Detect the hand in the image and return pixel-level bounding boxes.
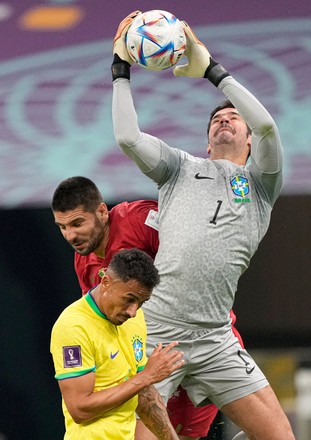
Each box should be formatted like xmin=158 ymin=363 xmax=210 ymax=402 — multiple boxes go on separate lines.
xmin=143 ymin=342 xmax=184 ymax=385
xmin=113 ymin=10 xmax=141 ymax=65
xmin=173 ymin=21 xmax=212 ymax=77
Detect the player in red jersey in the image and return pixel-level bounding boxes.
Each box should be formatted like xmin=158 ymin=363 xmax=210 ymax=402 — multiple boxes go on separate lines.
xmin=74 ymin=198 xmax=159 ymax=296
xmin=52 ymin=175 xmax=244 ymax=440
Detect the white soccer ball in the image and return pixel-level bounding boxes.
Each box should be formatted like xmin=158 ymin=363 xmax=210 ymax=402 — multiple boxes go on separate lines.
xmin=126 ymin=10 xmax=186 ymax=71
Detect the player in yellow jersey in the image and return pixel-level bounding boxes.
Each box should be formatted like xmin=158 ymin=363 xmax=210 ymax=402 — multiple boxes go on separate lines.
xmin=50 ymin=248 xmax=184 ymax=440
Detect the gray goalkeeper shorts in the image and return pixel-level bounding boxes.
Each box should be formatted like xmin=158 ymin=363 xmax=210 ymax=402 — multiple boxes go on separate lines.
xmin=145 ymin=319 xmax=269 ymax=409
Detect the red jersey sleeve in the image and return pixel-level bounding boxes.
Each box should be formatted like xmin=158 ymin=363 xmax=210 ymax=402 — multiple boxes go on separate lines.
xmin=125 ymin=200 xmax=159 ymax=259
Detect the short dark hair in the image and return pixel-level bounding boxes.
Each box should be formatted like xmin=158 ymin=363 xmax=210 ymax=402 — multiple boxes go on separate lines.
xmin=207 ymin=99 xmax=251 ymax=137
xmin=52 ymin=176 xmax=103 ymax=212
xmin=109 ymin=248 xmax=160 ymax=290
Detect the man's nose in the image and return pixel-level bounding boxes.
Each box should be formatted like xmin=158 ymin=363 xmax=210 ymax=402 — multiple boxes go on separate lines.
xmin=126 ymin=303 xmax=139 ymax=318
xmin=220 ymin=115 xmax=229 ymax=124
xmin=63 ymin=228 xmax=77 ymax=242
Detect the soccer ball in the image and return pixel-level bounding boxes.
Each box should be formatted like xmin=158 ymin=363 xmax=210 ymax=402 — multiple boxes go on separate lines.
xmin=126 ymin=10 xmax=186 ymax=71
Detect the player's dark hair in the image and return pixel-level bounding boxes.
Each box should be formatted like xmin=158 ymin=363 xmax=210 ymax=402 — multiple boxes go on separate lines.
xmin=109 ymin=249 xmax=160 ymax=290
xmin=207 ymin=100 xmax=251 ymax=137
xmin=52 ymin=176 xmax=103 ymax=212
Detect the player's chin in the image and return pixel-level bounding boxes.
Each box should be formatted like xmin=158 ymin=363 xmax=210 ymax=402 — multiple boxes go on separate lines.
xmin=114 ymin=315 xmax=130 ymax=325
xmin=73 ymin=244 xmax=89 ymax=255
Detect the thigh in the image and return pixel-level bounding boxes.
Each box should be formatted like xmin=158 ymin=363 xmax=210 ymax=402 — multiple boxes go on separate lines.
xmin=184 ymin=340 xmax=269 ymax=408
xmin=167 ymin=386 xmax=218 ymax=438
xmin=145 ymin=320 xmax=188 ymax=402
xmin=221 ymin=385 xmax=295 ymax=440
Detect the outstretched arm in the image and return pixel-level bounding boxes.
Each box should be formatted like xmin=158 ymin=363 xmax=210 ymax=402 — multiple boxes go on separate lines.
xmin=174 ymin=22 xmax=283 ymax=203
xmin=111 ymin=12 xmax=180 ymax=187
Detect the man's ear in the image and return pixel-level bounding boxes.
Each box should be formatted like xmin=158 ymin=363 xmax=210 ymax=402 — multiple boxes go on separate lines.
xmin=245 ymin=134 xmax=252 ymax=160
xmin=247 ymin=134 xmax=252 ymax=150
xmin=97 ymin=202 xmax=109 ymax=219
xmin=100 ymin=275 xmax=110 ymax=288
xmin=207 ymin=143 xmax=211 ymax=155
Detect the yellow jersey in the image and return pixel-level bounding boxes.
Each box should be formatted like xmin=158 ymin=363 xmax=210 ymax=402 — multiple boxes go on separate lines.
xmin=50 ymin=291 xmax=147 ymax=440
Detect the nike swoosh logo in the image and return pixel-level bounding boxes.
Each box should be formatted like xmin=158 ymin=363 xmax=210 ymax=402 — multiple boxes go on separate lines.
xmin=237 ymin=350 xmax=255 ymax=375
xmin=194 ymin=173 xmax=214 ymax=180
xmin=110 ymin=350 xmax=119 ymax=359
xmin=246 ymin=366 xmax=255 ymax=375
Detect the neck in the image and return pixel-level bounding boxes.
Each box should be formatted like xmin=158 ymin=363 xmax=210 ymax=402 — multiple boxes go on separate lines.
xmin=90 ymin=285 xmax=103 ymax=312
xmin=210 ymin=150 xmax=248 ymax=166
xmin=94 ymin=222 xmax=110 ymax=258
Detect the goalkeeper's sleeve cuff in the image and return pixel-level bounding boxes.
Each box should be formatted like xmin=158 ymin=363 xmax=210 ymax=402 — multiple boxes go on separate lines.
xmin=111 ymin=54 xmax=131 ymax=81
xmin=204 ymin=58 xmax=230 ymax=87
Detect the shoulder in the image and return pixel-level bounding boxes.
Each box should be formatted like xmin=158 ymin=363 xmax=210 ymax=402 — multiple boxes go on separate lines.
xmin=118 ymin=200 xmax=158 ymax=212
xmin=52 ymin=298 xmax=87 ymax=332
xmin=178 ymin=149 xmax=202 ymax=163
xmin=111 ymin=200 xmax=158 ymax=221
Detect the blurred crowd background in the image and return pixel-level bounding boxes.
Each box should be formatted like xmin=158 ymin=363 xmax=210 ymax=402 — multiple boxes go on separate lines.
xmin=0 ymin=1 xmax=310 ymax=439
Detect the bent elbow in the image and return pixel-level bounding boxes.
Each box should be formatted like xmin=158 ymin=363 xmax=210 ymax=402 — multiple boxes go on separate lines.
xmin=113 ymin=121 xmax=143 ymax=152
xmin=115 ymin=134 xmax=131 ymax=152
xmin=257 ymin=113 xmax=279 ymax=139
xmin=258 ymin=122 xmax=274 ymax=138
xmin=114 ymin=130 xmax=141 ymax=153
xmin=71 ymin=414 xmax=84 ymax=425
xmin=69 ymin=408 xmax=94 ymax=424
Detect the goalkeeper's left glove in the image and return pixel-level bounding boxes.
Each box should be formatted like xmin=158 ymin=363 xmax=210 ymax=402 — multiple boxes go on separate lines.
xmin=173 ymin=21 xmax=230 ymax=87
xmin=111 ymin=10 xmax=141 ymax=81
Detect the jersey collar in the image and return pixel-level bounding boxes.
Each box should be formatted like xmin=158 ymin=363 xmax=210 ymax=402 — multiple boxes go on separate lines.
xmin=85 ymin=289 xmax=109 ymax=320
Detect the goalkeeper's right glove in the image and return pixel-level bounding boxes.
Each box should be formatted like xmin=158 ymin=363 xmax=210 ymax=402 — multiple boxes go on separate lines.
xmin=173 ymin=21 xmax=230 ymax=87
xmin=111 ymin=10 xmax=141 ymax=81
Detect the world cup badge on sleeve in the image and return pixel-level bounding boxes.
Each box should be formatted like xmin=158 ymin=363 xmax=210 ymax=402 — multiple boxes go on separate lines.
xmin=63 ymin=345 xmax=82 ymax=368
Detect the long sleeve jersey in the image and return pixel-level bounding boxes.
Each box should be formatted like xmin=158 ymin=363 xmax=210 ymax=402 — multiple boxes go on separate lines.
xmin=112 ymin=76 xmax=283 ymax=328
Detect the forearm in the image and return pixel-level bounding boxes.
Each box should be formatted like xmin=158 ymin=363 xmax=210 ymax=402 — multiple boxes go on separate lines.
xmin=112 ymin=78 xmax=142 ymax=146
xmin=136 ymin=385 xmax=179 ymax=440
xmin=218 ymin=76 xmax=283 ymax=173
xmin=112 ymin=78 xmax=161 ymax=168
xmin=62 ymin=371 xmax=152 ymax=424
xmin=218 ymin=76 xmax=275 ymax=133
xmin=112 ymin=78 xmax=180 ymax=184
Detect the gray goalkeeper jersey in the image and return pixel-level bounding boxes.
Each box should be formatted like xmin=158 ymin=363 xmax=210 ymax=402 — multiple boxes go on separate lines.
xmin=112 ymin=76 xmax=283 ymax=328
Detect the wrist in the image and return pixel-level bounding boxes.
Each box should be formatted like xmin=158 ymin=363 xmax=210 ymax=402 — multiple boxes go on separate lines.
xmin=111 ymin=54 xmax=131 ymax=81
xmin=130 ymin=370 xmax=153 ymax=388
xmin=204 ymin=58 xmax=230 ymax=86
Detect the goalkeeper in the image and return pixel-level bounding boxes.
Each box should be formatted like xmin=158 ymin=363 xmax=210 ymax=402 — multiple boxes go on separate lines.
xmin=111 ymin=11 xmax=295 ymax=440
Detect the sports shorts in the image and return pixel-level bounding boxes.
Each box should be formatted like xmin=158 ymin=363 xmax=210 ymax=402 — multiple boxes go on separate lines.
xmin=145 ymin=319 xmax=269 ymax=410
xmin=164 ymin=320 xmax=244 ymax=438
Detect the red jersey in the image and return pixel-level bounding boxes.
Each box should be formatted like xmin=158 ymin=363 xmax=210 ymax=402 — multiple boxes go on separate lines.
xmin=75 ymin=200 xmax=159 ymax=295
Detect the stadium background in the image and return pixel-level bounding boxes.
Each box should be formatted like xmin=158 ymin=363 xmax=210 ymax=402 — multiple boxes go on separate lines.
xmin=0 ymin=1 xmax=310 ymax=439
